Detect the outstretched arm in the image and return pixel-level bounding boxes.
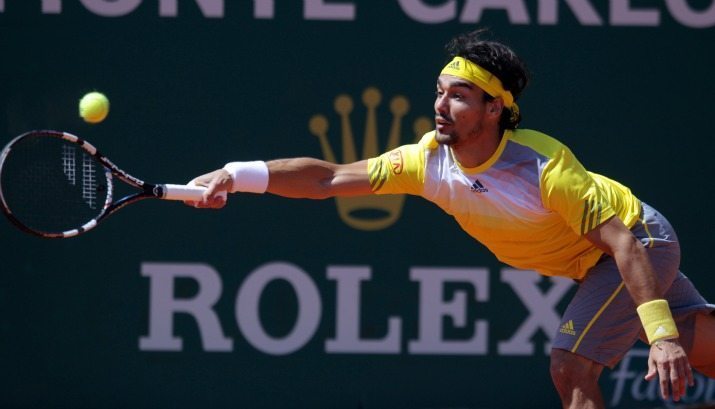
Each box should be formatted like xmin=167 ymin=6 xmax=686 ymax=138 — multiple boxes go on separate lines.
xmin=266 ymin=158 xmax=372 ymax=199
xmin=187 ymin=158 xmax=372 ymax=208
xmin=585 ymin=216 xmax=693 ymax=402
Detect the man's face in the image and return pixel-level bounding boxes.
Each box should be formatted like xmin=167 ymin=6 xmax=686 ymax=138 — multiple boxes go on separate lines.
xmin=434 ymin=75 xmax=489 ymax=146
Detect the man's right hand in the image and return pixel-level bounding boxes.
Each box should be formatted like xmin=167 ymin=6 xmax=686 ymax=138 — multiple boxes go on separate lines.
xmin=185 ymin=169 xmax=232 ymax=209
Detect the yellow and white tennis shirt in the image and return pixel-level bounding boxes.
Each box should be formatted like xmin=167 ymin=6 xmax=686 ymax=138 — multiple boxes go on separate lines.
xmin=367 ymin=129 xmax=642 ymax=279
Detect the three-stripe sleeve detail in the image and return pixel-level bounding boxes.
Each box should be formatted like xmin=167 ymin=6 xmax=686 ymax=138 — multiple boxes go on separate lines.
xmin=580 ymin=195 xmax=604 ymax=235
xmin=369 ymin=159 xmax=387 ymax=192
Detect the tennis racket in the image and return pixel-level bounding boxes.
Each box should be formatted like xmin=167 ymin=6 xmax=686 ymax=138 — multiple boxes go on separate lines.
xmin=0 ymin=130 xmax=210 ymax=238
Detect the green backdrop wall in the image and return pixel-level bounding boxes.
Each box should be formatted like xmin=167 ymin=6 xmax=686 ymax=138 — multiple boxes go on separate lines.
xmin=1 ymin=1 xmax=714 ymax=408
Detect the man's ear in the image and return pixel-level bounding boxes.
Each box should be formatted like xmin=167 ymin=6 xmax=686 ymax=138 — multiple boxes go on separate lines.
xmin=487 ymin=98 xmax=504 ymax=118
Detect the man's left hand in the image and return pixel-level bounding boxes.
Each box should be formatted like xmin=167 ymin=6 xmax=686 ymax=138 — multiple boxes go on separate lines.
xmin=644 ymin=338 xmax=694 ymax=402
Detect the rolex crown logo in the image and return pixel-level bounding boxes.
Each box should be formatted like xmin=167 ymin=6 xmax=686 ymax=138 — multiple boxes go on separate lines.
xmin=309 ymin=87 xmax=432 ymax=231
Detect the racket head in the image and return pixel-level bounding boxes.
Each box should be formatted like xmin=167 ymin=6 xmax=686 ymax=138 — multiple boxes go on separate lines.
xmin=0 ymin=130 xmax=113 ymax=238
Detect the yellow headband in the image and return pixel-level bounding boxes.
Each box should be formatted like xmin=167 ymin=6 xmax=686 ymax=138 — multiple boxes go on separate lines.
xmin=440 ymin=56 xmax=515 ymax=108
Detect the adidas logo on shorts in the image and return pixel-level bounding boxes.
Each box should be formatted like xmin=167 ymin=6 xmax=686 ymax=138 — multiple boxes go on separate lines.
xmin=559 ymin=320 xmax=577 ymax=336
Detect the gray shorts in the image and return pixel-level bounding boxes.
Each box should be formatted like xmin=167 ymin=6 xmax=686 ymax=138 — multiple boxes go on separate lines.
xmin=552 ymin=202 xmax=715 ymax=368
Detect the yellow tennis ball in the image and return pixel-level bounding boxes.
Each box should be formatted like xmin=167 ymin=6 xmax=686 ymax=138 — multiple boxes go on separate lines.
xmin=79 ymin=92 xmax=110 ymax=124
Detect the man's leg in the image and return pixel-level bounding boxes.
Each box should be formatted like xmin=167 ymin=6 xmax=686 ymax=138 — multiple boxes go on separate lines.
xmin=550 ymin=348 xmax=605 ymax=409
xmin=688 ymin=312 xmax=715 ymax=377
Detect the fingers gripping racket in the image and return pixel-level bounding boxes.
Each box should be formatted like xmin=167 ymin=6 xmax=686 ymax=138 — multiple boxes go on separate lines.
xmin=0 ymin=130 xmax=208 ymax=238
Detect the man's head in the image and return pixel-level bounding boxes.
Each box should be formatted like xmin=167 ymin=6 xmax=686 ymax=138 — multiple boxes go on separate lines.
xmin=434 ymin=30 xmax=529 ymax=146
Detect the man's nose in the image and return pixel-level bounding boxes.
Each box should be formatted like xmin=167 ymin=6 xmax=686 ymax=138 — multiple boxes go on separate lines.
xmin=434 ymin=95 xmax=447 ymax=113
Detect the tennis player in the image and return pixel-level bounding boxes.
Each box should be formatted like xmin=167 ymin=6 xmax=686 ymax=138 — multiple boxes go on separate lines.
xmin=189 ymin=30 xmax=715 ymax=409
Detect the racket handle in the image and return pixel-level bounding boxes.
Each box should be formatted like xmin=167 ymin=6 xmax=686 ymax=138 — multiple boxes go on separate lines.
xmin=162 ymin=184 xmax=206 ymax=201
xmin=161 ymin=184 xmax=228 ymax=201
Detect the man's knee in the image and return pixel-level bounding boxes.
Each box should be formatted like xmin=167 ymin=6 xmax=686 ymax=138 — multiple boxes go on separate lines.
xmin=689 ymin=312 xmax=715 ymax=378
xmin=550 ymin=349 xmax=603 ymax=391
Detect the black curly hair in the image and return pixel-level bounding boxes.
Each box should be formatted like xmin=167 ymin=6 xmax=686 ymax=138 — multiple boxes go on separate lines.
xmin=444 ymin=29 xmax=529 ymax=130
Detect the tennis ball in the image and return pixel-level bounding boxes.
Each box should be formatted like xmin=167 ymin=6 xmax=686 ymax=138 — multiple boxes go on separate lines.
xmin=79 ymin=92 xmax=110 ymax=124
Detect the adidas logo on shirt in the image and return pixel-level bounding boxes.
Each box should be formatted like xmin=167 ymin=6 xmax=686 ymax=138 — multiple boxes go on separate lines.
xmin=559 ymin=320 xmax=577 ymax=336
xmin=470 ymin=179 xmax=488 ymax=193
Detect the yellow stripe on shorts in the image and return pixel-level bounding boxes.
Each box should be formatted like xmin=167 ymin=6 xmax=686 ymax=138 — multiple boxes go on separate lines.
xmin=571 ymin=281 xmax=626 ymax=353
xmin=640 ymin=216 xmax=655 ymax=248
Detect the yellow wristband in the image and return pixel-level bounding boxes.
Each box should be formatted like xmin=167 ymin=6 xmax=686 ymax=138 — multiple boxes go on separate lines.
xmin=636 ymin=299 xmax=679 ymax=344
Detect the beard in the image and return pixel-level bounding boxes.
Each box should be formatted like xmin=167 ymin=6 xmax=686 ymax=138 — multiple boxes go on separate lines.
xmin=435 ymin=130 xmax=458 ymax=145
xmin=435 ymin=121 xmax=484 ymax=147
xmin=434 ymin=115 xmax=459 ymax=145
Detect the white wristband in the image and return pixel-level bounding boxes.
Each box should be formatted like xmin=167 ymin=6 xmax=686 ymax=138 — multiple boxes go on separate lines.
xmin=223 ymin=161 xmax=269 ymax=193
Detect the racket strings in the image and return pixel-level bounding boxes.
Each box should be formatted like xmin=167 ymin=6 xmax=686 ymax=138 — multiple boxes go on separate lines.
xmin=61 ymin=144 xmax=76 ymax=186
xmin=82 ymin=153 xmax=98 ymax=209
xmin=0 ymin=134 xmax=111 ymax=234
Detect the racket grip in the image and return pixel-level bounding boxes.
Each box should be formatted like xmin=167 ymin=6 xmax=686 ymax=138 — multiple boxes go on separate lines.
xmin=162 ymin=184 xmax=206 ymax=201
xmin=162 ymin=184 xmax=228 ymax=201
